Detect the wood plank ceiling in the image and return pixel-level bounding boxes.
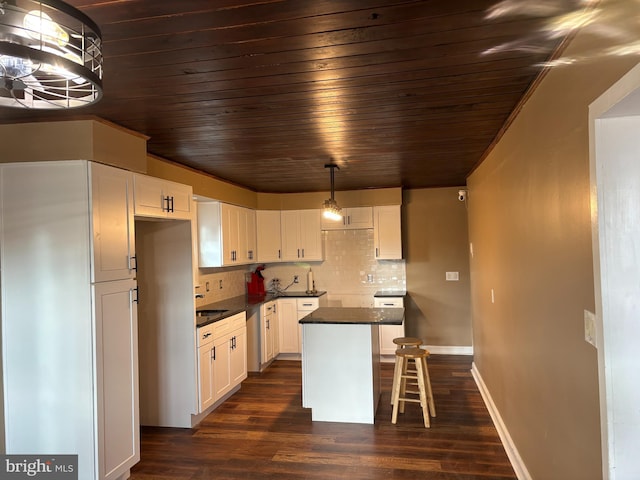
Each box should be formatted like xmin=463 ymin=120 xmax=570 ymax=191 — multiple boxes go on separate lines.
xmin=0 ymin=0 xmax=581 ymax=193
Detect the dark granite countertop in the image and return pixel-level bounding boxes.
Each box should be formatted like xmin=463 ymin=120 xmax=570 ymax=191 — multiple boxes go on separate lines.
xmin=374 ymin=290 xmax=407 ymax=297
xmin=196 ymin=291 xmax=327 ymax=328
xmin=298 ymin=307 xmax=404 ymax=325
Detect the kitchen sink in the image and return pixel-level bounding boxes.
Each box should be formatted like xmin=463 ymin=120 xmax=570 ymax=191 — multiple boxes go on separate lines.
xmin=196 ymin=309 xmax=228 ymax=317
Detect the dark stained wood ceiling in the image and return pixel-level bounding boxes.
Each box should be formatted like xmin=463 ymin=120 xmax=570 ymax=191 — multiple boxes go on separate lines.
xmin=0 ymin=0 xmax=581 ymax=193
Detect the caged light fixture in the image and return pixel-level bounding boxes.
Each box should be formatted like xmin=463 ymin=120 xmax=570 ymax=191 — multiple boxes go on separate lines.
xmin=0 ymin=0 xmax=103 ymax=108
xmin=322 ymin=163 xmax=342 ymax=221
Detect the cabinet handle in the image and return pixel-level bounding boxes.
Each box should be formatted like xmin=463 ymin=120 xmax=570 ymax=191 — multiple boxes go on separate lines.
xmin=375 ymin=247 xmax=379 ymax=258
xmin=266 ymin=319 xmax=270 ymax=330
xmin=129 ymin=255 xmax=137 ymax=272
xmin=163 ymin=195 xmax=171 ymax=212
xmin=131 ymin=287 xmax=139 ymax=304
xmin=347 ymin=215 xmax=351 ymax=225
xmin=302 ymin=303 xmax=312 ymax=307
xmin=248 ymin=250 xmax=253 ymax=260
xmin=212 ymin=346 xmax=216 ymax=360
xmin=203 ymin=332 xmax=211 ymax=339
xmin=297 ymin=248 xmax=300 ymax=258
xmin=301 ymin=248 xmax=305 ymax=258
xmin=168 ymin=196 xmax=174 ymax=213
xmin=278 ymin=249 xmax=281 ymax=259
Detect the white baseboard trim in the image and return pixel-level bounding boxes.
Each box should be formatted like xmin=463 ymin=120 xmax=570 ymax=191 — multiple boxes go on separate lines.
xmin=426 ymin=345 xmax=473 ymax=355
xmin=380 ymin=345 xmax=474 ymax=363
xmin=471 ymin=362 xmax=532 ymax=480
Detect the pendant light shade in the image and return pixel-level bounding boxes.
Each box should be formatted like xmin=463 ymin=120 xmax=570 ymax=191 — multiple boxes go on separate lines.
xmin=0 ymin=0 xmax=103 ymax=109
xmin=323 ymin=163 xmax=342 ymax=221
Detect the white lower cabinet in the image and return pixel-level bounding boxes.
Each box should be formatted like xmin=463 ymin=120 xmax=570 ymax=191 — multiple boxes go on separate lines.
xmin=375 ymin=297 xmax=406 ymax=355
xmin=277 ymin=299 xmax=299 ymax=353
xmin=261 ymin=301 xmax=279 ymax=364
xmin=197 ymin=312 xmax=247 ymax=413
xmin=277 ymin=297 xmax=327 ymax=355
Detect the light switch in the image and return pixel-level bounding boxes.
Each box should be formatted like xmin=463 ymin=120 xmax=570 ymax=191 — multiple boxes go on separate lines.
xmin=446 ymin=271 xmax=459 ymax=281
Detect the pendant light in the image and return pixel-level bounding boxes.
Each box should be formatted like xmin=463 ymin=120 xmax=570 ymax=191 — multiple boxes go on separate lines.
xmin=0 ymin=0 xmax=103 ymax=109
xmin=322 ymin=163 xmax=342 ymax=221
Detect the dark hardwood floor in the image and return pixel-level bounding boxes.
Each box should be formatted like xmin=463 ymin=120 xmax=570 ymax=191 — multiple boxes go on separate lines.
xmin=130 ymin=356 xmax=516 ymax=479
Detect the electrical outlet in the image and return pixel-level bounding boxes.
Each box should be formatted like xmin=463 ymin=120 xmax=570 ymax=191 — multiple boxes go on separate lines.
xmin=293 ymin=275 xmax=299 ymax=283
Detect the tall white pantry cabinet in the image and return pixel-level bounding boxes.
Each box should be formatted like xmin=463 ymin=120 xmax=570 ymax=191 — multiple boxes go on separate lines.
xmin=0 ymin=161 xmax=139 ymax=480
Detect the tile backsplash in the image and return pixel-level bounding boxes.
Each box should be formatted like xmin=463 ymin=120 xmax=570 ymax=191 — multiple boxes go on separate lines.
xmin=197 ymin=229 xmax=406 ymax=307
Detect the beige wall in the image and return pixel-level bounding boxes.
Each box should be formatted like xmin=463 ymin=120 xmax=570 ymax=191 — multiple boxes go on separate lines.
xmin=466 ymin=3 xmax=639 ymax=478
xmin=403 ymin=187 xmax=471 ymax=346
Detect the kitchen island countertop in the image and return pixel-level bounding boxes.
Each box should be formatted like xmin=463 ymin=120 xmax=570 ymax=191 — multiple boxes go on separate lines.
xmin=298 ymin=307 xmax=404 ymax=325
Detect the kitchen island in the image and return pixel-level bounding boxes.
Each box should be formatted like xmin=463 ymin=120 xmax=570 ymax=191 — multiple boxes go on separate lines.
xmin=299 ymin=307 xmax=404 ymax=424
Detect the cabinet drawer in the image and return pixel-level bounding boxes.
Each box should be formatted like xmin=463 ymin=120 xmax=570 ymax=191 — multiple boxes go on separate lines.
xmin=374 ymin=297 xmax=404 ymax=308
xmin=297 ymin=298 xmax=319 ymax=311
xmin=229 ymin=311 xmax=247 ymax=331
xmin=197 ymin=323 xmax=215 ymax=347
xmin=211 ymin=316 xmax=232 ymax=339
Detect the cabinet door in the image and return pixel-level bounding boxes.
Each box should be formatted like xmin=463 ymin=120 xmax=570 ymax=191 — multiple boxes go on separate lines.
xmin=221 ymin=203 xmax=239 ymax=265
xmin=133 ymin=174 xmax=167 ymax=218
xmin=321 ymin=207 xmax=373 ymax=230
xmin=212 ymin=334 xmax=232 ymax=401
xmin=256 ymin=210 xmax=282 ymax=262
xmin=277 ymin=299 xmax=299 ymax=353
xmin=91 ymin=163 xmax=135 ymax=283
xmin=299 ymin=210 xmax=323 ymax=261
xmin=263 ymin=312 xmax=274 ymax=363
xmin=379 ymin=324 xmax=406 ymax=355
xmin=345 ymin=207 xmax=373 ymax=229
xmin=245 ymin=208 xmax=257 ymax=263
xmin=198 ymin=345 xmax=215 ymax=412
xmin=230 ymin=327 xmax=248 ymax=386
xmin=93 ymin=279 xmax=140 ymax=480
xmin=374 ymin=205 xmax=402 ymax=260
xmin=280 ymin=210 xmax=301 ymax=261
xmin=166 ymin=181 xmax=193 ymax=220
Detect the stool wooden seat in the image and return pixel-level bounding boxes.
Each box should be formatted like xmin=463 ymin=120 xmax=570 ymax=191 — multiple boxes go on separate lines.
xmin=390 ymin=337 xmax=422 ymax=406
xmin=392 ymin=337 xmax=422 ymax=348
xmin=391 ymin=347 xmax=436 ymax=428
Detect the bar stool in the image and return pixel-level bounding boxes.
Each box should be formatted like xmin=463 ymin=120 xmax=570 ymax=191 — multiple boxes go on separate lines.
xmin=391 ymin=337 xmax=422 ymax=405
xmin=391 ymin=347 xmax=436 ymax=428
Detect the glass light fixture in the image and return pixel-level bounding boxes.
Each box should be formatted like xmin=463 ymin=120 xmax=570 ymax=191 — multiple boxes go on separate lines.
xmin=322 ymin=163 xmax=342 ymax=221
xmin=0 ymin=0 xmax=103 ymax=109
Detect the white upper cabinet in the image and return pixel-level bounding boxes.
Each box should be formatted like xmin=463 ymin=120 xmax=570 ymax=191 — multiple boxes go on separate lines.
xmin=281 ymin=209 xmax=323 ymax=262
xmin=198 ymin=202 xmax=257 ymax=267
xmin=321 ymin=206 xmax=373 ymax=230
xmin=373 ymin=205 xmax=402 ymax=260
xmin=132 ymin=173 xmax=192 ymax=220
xmin=90 ymin=162 xmax=136 ymax=283
xmin=256 ymin=210 xmax=282 ymax=263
